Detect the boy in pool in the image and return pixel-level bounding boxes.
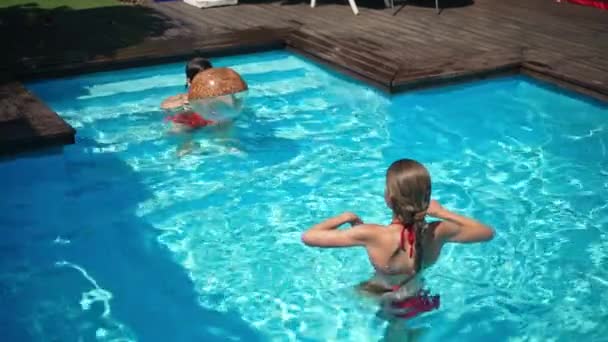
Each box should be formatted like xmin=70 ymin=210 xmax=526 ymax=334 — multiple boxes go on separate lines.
xmin=161 ymin=58 xmax=247 ymax=156
xmin=161 ymin=57 xmax=213 ymax=113
xmin=160 ymin=57 xmax=215 ymax=156
xmin=162 ymin=58 xmax=246 ymax=134
xmin=302 ymin=159 xmax=494 ymax=338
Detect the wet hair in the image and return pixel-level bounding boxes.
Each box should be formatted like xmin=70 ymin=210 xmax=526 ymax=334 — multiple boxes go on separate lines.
xmin=185 ymin=57 xmax=213 ymax=82
xmin=385 ymin=159 xmax=431 ymax=273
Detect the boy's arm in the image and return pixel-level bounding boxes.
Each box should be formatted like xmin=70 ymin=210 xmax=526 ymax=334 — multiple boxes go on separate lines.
xmin=161 ymin=93 xmax=188 ymax=110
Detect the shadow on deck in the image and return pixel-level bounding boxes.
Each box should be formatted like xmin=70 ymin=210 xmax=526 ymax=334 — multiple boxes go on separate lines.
xmin=0 ymin=3 xmax=177 ymax=78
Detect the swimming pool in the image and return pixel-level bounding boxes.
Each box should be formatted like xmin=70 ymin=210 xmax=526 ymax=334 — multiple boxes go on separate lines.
xmin=2 ymin=51 xmax=608 ymax=341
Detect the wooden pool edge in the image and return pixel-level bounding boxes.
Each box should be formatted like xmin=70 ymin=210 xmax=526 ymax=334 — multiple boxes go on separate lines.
xmin=1 ymin=27 xmax=606 ymax=156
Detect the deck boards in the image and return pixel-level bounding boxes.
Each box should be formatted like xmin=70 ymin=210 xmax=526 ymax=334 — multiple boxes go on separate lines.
xmin=0 ymin=0 xmax=606 ymax=154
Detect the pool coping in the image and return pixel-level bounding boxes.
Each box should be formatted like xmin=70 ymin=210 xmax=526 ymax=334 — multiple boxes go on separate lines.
xmin=1 ymin=27 xmax=606 ymax=156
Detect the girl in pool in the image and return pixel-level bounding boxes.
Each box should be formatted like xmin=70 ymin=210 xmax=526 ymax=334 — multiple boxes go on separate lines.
xmin=302 ymin=159 xmax=494 ymax=333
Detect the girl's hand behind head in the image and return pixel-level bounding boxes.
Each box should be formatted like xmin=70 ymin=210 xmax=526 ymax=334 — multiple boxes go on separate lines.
xmin=340 ymin=212 xmax=363 ymax=226
xmin=426 ymin=200 xmax=444 ymax=218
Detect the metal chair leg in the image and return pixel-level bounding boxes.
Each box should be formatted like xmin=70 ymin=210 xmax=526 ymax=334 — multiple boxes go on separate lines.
xmin=346 ymin=0 xmax=360 ymax=15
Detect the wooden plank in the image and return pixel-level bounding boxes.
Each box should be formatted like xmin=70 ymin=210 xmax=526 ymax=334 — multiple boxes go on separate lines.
xmin=0 ymin=82 xmax=75 ymax=155
xmin=286 ymin=31 xmax=398 ymax=87
xmin=0 ymin=84 xmax=21 ymax=124
xmin=288 ymin=30 xmax=398 ymax=75
xmin=393 ymin=50 xmax=523 ymax=91
xmin=522 ymin=60 xmax=608 ymax=99
xmin=522 ymin=69 xmax=608 ymax=103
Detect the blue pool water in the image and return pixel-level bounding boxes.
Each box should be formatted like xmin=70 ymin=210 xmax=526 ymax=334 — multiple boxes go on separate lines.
xmin=2 ymin=51 xmax=608 ymax=341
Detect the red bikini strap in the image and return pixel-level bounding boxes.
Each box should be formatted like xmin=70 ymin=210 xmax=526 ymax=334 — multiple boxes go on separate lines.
xmin=394 ymin=219 xmax=415 ymax=257
xmin=407 ymin=226 xmax=415 ymax=258
xmin=400 ymin=226 xmax=407 ymax=251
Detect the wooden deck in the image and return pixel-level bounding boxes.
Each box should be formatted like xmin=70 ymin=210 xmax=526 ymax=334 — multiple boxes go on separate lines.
xmin=0 ymin=0 xmax=606 ymax=154
xmin=146 ymin=0 xmax=608 ymax=97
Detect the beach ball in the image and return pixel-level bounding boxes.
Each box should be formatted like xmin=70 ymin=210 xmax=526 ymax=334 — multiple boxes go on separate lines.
xmin=187 ymin=67 xmax=248 ymax=122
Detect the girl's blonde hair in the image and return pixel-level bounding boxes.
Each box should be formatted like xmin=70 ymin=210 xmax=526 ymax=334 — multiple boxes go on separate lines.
xmin=385 ymin=159 xmax=431 ymax=272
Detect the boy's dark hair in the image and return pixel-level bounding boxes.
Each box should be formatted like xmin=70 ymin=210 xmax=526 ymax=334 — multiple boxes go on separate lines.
xmin=186 ymin=57 xmax=213 ymax=81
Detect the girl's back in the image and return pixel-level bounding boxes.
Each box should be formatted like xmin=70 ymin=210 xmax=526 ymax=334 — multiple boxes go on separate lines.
xmin=302 ymin=159 xmax=494 ymax=318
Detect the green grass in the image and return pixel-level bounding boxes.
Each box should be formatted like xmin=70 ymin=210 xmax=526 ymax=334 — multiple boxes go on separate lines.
xmin=0 ymin=0 xmax=124 ymax=10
